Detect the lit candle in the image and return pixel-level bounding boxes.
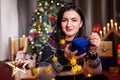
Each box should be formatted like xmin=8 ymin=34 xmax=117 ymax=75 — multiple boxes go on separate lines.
xmin=103 ymin=26 xmax=106 ymax=36
xmin=22 ymin=35 xmax=26 ymax=37
xmin=99 ymin=30 xmax=102 ymax=39
xmin=107 ymin=23 xmax=110 ymax=32
xmin=115 ymin=22 xmax=118 ymax=31
xmin=110 ymin=19 xmax=114 ymax=28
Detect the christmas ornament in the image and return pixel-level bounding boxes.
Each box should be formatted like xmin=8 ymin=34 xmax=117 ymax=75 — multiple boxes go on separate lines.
xmin=5 ymin=60 xmax=29 ymax=76
xmin=60 ymin=39 xmax=66 ymax=45
xmin=92 ymin=24 xmax=101 ymax=33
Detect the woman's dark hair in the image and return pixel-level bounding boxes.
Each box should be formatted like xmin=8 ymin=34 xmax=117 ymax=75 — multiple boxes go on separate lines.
xmin=51 ymin=3 xmax=86 ymax=53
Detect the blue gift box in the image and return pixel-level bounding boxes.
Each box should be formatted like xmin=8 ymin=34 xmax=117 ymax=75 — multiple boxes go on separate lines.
xmin=71 ymin=37 xmax=90 ymax=56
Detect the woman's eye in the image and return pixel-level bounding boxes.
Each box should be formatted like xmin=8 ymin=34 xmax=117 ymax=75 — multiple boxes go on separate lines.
xmin=62 ymin=19 xmax=67 ymax=22
xmin=72 ymin=19 xmax=77 ymax=22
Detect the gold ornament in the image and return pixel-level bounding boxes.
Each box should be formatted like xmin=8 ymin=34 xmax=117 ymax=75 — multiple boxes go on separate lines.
xmin=70 ymin=57 xmax=77 ymax=65
xmin=52 ymin=56 xmax=58 ymax=62
xmin=44 ymin=66 xmax=51 ymax=74
xmin=60 ymin=39 xmax=66 ymax=45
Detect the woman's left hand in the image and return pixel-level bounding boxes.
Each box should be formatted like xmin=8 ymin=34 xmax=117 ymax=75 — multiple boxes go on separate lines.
xmin=89 ymin=32 xmax=101 ymax=48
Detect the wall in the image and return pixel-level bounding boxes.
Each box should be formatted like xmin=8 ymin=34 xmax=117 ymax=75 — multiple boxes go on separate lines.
xmin=0 ymin=0 xmax=19 ymax=60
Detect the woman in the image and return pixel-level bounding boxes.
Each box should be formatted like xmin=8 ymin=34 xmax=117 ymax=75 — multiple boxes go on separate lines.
xmin=39 ymin=3 xmax=102 ymax=80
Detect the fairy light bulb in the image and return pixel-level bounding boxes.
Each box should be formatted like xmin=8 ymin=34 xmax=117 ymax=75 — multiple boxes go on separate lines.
xmin=52 ymin=56 xmax=58 ymax=62
xmin=60 ymin=39 xmax=66 ymax=45
xmin=70 ymin=57 xmax=77 ymax=65
xmin=44 ymin=66 xmax=51 ymax=74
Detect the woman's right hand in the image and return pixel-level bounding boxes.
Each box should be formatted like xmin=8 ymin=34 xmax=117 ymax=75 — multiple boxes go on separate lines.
xmin=64 ymin=44 xmax=87 ymax=60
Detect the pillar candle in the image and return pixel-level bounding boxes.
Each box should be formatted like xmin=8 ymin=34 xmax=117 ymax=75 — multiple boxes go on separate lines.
xmin=10 ymin=37 xmax=18 ymax=61
xmin=20 ymin=36 xmax=28 ymax=53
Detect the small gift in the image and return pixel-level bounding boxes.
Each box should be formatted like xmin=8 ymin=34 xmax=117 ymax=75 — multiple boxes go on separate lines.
xmin=71 ymin=37 xmax=90 ymax=56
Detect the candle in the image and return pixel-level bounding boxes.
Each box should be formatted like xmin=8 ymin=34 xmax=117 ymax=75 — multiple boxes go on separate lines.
xmin=103 ymin=26 xmax=106 ymax=36
xmin=10 ymin=37 xmax=18 ymax=61
xmin=107 ymin=23 xmax=110 ymax=32
xmin=115 ymin=22 xmax=118 ymax=31
xmin=99 ymin=30 xmax=102 ymax=39
xmin=110 ymin=19 xmax=114 ymax=28
xmin=20 ymin=37 xmax=28 ymax=53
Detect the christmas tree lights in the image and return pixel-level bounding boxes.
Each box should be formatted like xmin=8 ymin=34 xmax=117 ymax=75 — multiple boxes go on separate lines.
xmin=28 ymin=0 xmax=64 ymax=55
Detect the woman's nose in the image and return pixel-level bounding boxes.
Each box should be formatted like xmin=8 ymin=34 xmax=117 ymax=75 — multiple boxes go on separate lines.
xmin=67 ymin=20 xmax=72 ymax=27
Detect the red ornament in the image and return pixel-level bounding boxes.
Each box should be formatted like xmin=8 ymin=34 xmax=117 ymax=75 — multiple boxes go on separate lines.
xmin=92 ymin=24 xmax=101 ymax=33
xmin=117 ymin=44 xmax=120 ymax=49
xmin=33 ymin=32 xmax=39 ymax=38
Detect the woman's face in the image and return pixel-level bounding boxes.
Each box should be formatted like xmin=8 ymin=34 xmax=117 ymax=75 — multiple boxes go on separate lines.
xmin=61 ymin=10 xmax=83 ymax=40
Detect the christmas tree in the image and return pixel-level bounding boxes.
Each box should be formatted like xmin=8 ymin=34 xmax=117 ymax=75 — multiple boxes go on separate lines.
xmin=28 ymin=0 xmax=64 ymax=55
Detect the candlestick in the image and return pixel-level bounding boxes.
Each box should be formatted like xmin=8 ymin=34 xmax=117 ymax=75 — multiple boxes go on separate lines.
xmin=115 ymin=22 xmax=118 ymax=31
xmin=107 ymin=23 xmax=110 ymax=32
xmin=110 ymin=19 xmax=114 ymax=28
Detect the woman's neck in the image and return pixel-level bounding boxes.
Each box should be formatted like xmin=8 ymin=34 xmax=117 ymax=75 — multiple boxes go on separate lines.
xmin=65 ymin=36 xmax=75 ymax=41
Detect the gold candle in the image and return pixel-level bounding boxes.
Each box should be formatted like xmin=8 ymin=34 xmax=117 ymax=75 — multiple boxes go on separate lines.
xmin=10 ymin=37 xmax=18 ymax=61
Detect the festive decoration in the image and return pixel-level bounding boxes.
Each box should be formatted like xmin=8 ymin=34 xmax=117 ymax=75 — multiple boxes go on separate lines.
xmin=117 ymin=43 xmax=120 ymax=65
xmin=52 ymin=56 xmax=58 ymax=62
xmin=60 ymin=39 xmax=66 ymax=45
xmin=44 ymin=65 xmax=51 ymax=74
xmin=5 ymin=60 xmax=29 ymax=76
xmin=28 ymin=0 xmax=65 ymax=55
xmin=99 ymin=19 xmax=120 ymax=40
xmin=92 ymin=24 xmax=101 ymax=33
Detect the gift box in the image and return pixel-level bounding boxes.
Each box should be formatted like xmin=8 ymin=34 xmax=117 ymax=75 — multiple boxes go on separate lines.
xmin=71 ymin=37 xmax=90 ymax=56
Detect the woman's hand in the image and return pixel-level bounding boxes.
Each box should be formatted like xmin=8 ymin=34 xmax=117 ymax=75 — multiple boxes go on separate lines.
xmin=64 ymin=44 xmax=86 ymax=60
xmin=89 ymin=32 xmax=101 ymax=48
xmin=88 ymin=32 xmax=101 ymax=55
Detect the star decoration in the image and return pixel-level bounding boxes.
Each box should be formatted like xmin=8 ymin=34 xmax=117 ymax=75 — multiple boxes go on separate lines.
xmin=5 ymin=60 xmax=29 ymax=76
